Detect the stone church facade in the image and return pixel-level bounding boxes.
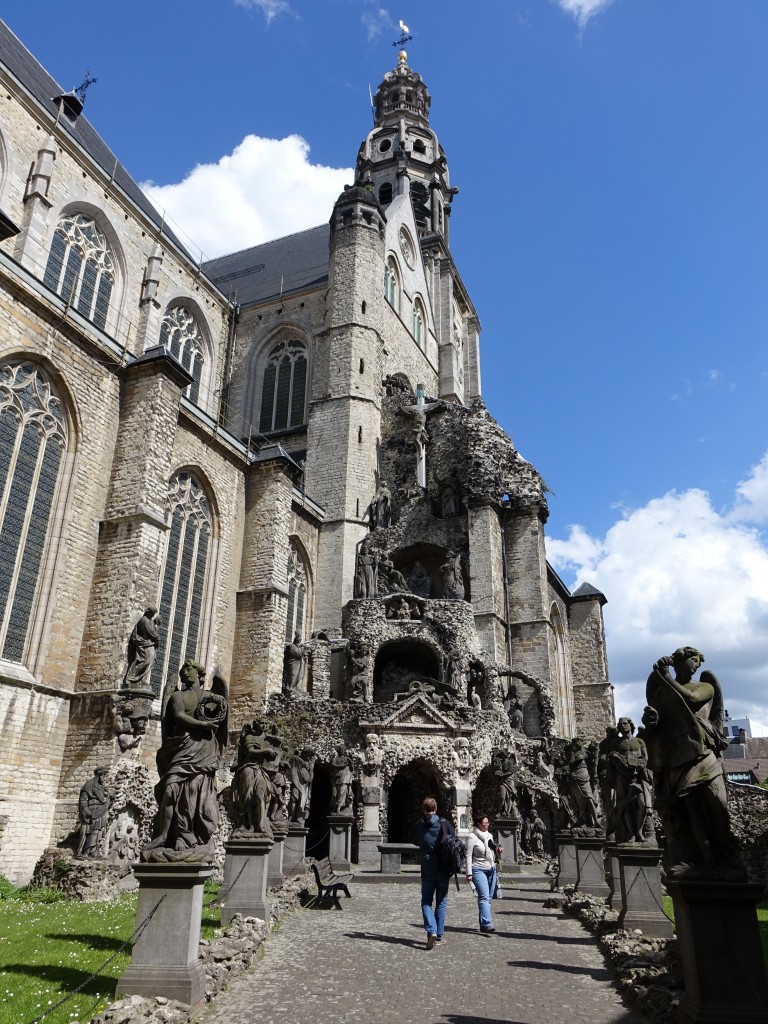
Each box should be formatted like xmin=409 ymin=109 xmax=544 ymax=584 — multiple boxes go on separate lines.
xmin=0 ymin=22 xmax=612 ymax=882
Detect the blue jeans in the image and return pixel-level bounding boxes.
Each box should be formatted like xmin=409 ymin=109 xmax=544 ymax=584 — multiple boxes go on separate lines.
xmin=420 ymin=868 xmax=449 ymax=938
xmin=472 ymin=866 xmax=496 ymax=929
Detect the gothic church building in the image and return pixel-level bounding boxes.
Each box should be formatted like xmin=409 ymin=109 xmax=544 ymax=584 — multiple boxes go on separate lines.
xmin=0 ymin=21 xmax=612 ymax=882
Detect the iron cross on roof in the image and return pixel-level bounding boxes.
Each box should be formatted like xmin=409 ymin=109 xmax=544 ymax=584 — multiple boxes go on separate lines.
xmin=392 ymin=20 xmax=413 ymax=48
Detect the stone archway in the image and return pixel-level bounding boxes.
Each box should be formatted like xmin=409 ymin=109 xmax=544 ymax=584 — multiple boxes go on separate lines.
xmin=373 ymin=639 xmax=441 ymax=703
xmin=386 ymin=758 xmax=447 ymax=850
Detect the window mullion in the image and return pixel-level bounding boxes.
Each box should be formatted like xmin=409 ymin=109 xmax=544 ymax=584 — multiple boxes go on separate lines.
xmin=0 ymin=419 xmax=24 ymax=536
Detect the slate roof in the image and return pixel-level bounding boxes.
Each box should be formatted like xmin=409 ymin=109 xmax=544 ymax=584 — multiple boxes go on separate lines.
xmin=203 ymin=224 xmax=330 ymax=307
xmin=0 ymin=20 xmax=187 ymax=256
xmin=571 ymin=582 xmax=607 ymax=603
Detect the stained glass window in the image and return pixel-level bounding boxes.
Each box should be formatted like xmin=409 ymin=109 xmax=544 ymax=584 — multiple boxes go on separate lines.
xmin=43 ymin=214 xmax=114 ymax=330
xmin=259 ymin=340 xmax=307 ymax=433
xmin=151 ymin=471 xmax=213 ymax=693
xmin=0 ymin=362 xmax=68 ymax=662
xmin=285 ymin=543 xmax=307 ymax=642
xmin=159 ymin=306 xmax=205 ymax=405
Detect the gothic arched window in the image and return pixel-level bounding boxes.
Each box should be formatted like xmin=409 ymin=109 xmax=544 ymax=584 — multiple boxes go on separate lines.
xmin=159 ymin=306 xmax=205 ymax=405
xmin=384 ymin=256 xmax=400 ymax=311
xmin=151 ymin=471 xmax=213 ymax=693
xmin=259 ymin=340 xmax=307 ymax=433
xmin=285 ymin=543 xmax=308 ymax=642
xmin=413 ymin=298 xmax=425 ymax=348
xmin=0 ymin=361 xmax=68 ymax=662
xmin=43 ymin=213 xmax=114 ymax=330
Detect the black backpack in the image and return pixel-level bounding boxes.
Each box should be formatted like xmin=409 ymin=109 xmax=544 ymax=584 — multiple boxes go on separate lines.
xmin=436 ymin=818 xmax=465 ymax=883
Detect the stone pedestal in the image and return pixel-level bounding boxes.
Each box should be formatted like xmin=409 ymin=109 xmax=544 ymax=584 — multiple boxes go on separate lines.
xmin=357 ymin=792 xmax=383 ymax=863
xmin=604 ymin=841 xmax=620 ymax=908
xmin=574 ymin=836 xmax=609 ymax=897
xmin=267 ymin=826 xmax=287 ymax=889
xmin=668 ymin=879 xmax=768 ymax=1024
xmin=116 ymin=862 xmax=212 ymax=1007
xmin=220 ymin=835 xmax=274 ymax=926
xmin=615 ymin=844 xmax=671 ymax=938
xmin=327 ymin=813 xmax=354 ymax=873
xmin=556 ymin=832 xmax=578 ymax=887
xmin=283 ymin=825 xmax=308 ymax=876
xmin=494 ymin=816 xmax=522 ymax=873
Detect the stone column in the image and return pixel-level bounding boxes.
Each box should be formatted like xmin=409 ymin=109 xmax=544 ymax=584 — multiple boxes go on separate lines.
xmin=266 ymin=825 xmax=288 ymax=889
xmin=668 ymin=880 xmax=768 ymax=1024
xmin=574 ymin=836 xmax=609 ymax=898
xmin=116 ymin=862 xmax=212 ymax=1007
xmin=555 ymin=832 xmax=578 ymax=887
xmin=494 ymin=816 xmax=522 ymax=874
xmin=327 ymin=813 xmax=354 ymax=872
xmin=220 ymin=835 xmax=274 ymax=925
xmin=615 ymin=845 xmax=671 ymax=938
xmin=358 ymin=787 xmax=383 ymax=864
xmin=283 ymin=825 xmax=308 ymax=877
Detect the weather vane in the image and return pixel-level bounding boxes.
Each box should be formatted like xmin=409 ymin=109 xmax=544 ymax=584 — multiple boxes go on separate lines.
xmin=74 ymin=69 xmax=98 ymax=106
xmin=392 ymin=20 xmax=412 ymax=49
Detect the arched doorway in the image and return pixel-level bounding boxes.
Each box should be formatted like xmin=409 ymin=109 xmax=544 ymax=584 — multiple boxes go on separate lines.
xmin=373 ymin=639 xmax=441 ymax=702
xmin=386 ymin=758 xmax=447 ymax=858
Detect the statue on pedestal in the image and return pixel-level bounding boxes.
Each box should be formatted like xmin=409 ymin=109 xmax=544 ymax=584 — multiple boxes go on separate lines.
xmin=142 ymin=660 xmax=228 ymax=861
xmin=76 ymin=767 xmax=111 ymax=859
xmin=440 ymin=550 xmax=465 ymax=600
xmin=122 ymin=607 xmax=160 ymax=689
xmin=283 ymin=634 xmax=307 ymax=693
xmin=494 ymin=748 xmax=519 ymax=818
xmin=230 ymin=719 xmax=279 ymax=837
xmin=566 ymin=738 xmax=601 ymax=831
xmin=609 ymin=717 xmax=654 ymax=844
xmin=643 ymin=648 xmax=744 ymax=880
xmin=330 ymin=745 xmax=354 ymax=814
xmin=288 ymin=748 xmax=316 ymax=825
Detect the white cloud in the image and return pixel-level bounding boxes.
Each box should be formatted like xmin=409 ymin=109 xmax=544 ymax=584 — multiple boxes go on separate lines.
xmin=143 ymin=134 xmax=353 ymax=261
xmin=233 ymin=0 xmax=293 ymax=23
xmin=547 ymin=456 xmax=768 ymax=737
xmin=362 ymin=5 xmax=392 ymax=42
xmin=555 ymin=0 xmax=618 ymax=28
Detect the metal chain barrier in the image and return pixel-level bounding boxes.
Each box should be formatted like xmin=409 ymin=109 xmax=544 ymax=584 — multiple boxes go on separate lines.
xmin=23 ymin=893 xmax=167 ymax=1024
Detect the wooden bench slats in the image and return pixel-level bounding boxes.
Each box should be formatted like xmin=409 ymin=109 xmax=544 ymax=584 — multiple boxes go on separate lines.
xmin=310 ymin=857 xmax=352 ymax=909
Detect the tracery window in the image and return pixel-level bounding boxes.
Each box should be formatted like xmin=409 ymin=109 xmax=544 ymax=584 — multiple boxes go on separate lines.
xmin=43 ymin=213 xmax=114 ymax=330
xmin=384 ymin=256 xmax=400 ymax=311
xmin=259 ymin=340 xmax=307 ymax=433
xmin=413 ymin=298 xmax=425 ymax=348
xmin=151 ymin=471 xmax=213 ymax=693
xmin=285 ymin=543 xmax=307 ymax=642
xmin=0 ymin=362 xmax=68 ymax=662
xmin=159 ymin=306 xmax=205 ymax=405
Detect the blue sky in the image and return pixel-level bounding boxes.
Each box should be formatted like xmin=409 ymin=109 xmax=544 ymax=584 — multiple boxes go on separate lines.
xmin=4 ymin=0 xmax=768 ymax=734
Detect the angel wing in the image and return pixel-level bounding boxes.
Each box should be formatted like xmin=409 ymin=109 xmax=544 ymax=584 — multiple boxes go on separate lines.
xmin=211 ymin=673 xmax=230 ymax=752
xmin=699 ymin=669 xmax=725 ymax=733
xmin=159 ymin=672 xmax=178 ymax=743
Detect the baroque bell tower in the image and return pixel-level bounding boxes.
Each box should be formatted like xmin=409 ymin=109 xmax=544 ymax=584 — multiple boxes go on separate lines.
xmin=355 ymin=48 xmax=457 ymax=241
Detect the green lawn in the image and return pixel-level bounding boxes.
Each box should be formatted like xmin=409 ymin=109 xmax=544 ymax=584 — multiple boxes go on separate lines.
xmin=0 ymin=883 xmax=220 ymax=1024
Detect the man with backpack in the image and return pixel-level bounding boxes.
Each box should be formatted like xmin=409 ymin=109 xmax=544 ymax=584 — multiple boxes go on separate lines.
xmin=412 ymin=796 xmax=460 ymax=949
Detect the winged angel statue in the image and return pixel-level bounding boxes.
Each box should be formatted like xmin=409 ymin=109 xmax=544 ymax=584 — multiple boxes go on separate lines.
xmin=142 ymin=659 xmax=228 ymax=863
xmin=642 ymin=647 xmax=744 ymax=880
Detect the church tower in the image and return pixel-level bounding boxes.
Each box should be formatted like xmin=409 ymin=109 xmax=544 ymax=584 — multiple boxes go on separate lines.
xmin=355 ymin=49 xmax=456 ymax=240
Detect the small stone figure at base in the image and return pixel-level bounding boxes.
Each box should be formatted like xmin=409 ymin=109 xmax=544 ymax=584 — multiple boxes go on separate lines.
xmin=142 ymin=660 xmax=228 ymax=863
xmin=643 ymin=647 xmax=744 ymax=881
xmin=76 ymin=767 xmax=112 ymax=859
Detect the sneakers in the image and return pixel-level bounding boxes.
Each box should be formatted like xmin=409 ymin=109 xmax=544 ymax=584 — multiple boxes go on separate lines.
xmin=426 ymin=933 xmax=437 ymax=950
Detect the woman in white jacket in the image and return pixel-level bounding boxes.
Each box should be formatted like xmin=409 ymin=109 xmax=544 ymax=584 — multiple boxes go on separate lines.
xmin=465 ymin=812 xmax=501 ymax=933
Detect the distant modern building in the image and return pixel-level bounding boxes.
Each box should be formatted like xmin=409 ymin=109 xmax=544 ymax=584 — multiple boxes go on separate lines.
xmin=0 ymin=21 xmax=614 ymax=883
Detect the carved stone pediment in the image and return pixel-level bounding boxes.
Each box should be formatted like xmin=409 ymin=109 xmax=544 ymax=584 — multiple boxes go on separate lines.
xmin=362 ymin=694 xmax=473 ymax=737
